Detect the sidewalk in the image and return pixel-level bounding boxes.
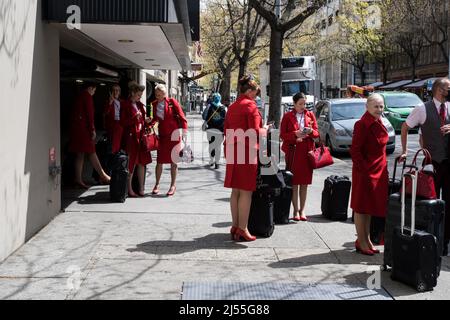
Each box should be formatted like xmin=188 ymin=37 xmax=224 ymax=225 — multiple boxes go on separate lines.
xmin=0 ymin=115 xmax=449 ymax=300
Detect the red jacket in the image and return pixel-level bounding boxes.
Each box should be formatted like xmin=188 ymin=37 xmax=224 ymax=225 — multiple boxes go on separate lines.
xmin=150 ymin=98 xmax=188 ymax=137
xmin=350 ymin=112 xmax=389 ymax=217
xmin=280 ymin=110 xmax=320 ymax=153
xmin=69 ymin=90 xmax=96 ymax=154
xmin=120 ymin=99 xmax=146 ymax=146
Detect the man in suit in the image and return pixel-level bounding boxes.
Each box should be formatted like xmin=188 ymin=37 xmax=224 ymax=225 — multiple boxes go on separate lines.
xmin=400 ymin=78 xmax=450 ymax=256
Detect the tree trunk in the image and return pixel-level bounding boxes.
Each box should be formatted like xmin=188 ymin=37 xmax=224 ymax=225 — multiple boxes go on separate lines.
xmin=411 ymin=58 xmax=417 ymax=80
xmin=268 ymin=28 xmax=284 ymax=127
xmin=237 ymin=60 xmax=247 ymax=93
xmin=220 ymin=68 xmax=233 ymax=106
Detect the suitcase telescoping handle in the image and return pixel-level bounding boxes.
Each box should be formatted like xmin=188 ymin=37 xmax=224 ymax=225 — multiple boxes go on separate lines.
xmin=392 ymin=156 xmax=406 ymax=182
xmin=401 ymin=165 xmax=419 ymax=237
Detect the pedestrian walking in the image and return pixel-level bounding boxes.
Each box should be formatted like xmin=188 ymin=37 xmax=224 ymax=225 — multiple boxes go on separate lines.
xmin=149 ymin=84 xmax=188 ymax=197
xmin=351 ymin=93 xmax=389 ymax=256
xmin=400 ymin=77 xmax=450 ymax=256
xmin=205 ymin=93 xmax=227 ymax=169
xmin=280 ymin=92 xmax=319 ymax=222
xmin=69 ymin=82 xmax=111 ymax=189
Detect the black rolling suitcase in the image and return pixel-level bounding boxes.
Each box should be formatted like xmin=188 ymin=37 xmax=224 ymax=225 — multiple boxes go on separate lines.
xmin=384 ymin=166 xmax=445 ymax=270
xmin=110 ymin=151 xmax=129 ymax=203
xmin=274 ymin=170 xmax=293 ymax=225
xmin=321 ymin=176 xmax=351 ymax=221
xmin=391 ymin=171 xmax=440 ymax=292
xmin=370 ymin=157 xmax=406 ymax=245
xmin=248 ymin=168 xmax=282 ymax=238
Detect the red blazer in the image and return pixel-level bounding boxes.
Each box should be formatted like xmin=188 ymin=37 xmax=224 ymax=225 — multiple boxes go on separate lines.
xmin=351 ymin=112 xmax=389 ymax=217
xmin=280 ymin=110 xmax=319 ymax=154
xmin=150 ymin=98 xmax=188 ymax=137
xmin=120 ymin=99 xmax=146 ymax=145
xmin=71 ymin=90 xmax=95 ymax=135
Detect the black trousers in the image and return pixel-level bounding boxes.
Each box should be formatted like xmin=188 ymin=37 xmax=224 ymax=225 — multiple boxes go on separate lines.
xmin=433 ymin=160 xmax=450 ymax=242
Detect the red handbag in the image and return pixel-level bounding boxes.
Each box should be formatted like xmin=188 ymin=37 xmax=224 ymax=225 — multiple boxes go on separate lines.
xmin=141 ymin=127 xmax=159 ymax=152
xmin=308 ymin=143 xmax=334 ymax=169
xmin=401 ymin=149 xmax=436 ymax=199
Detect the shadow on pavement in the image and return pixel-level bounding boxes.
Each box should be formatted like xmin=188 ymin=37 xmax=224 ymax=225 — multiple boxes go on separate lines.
xmin=127 ymin=233 xmax=248 ymax=256
xmin=77 ymin=191 xmax=111 ymax=205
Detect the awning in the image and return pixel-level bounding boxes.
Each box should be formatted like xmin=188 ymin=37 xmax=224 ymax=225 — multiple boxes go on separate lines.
xmin=403 ymin=77 xmax=439 ymax=89
xmin=368 ymin=81 xmax=391 ymax=88
xmin=143 ymin=70 xmax=166 ymax=84
xmin=43 ymin=0 xmax=198 ymax=71
xmin=378 ymin=80 xmax=416 ymax=90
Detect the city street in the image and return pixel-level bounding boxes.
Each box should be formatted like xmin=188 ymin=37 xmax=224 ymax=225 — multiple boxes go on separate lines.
xmin=0 ymin=115 xmax=448 ymax=301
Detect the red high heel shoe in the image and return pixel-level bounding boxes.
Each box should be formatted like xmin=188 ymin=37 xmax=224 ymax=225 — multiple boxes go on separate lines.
xmin=152 ymin=185 xmax=160 ymax=195
xmin=230 ymin=226 xmax=238 ymax=240
xmin=167 ymin=186 xmax=176 ymax=197
xmin=234 ymin=228 xmax=256 ymax=242
xmin=355 ymin=240 xmax=375 ymax=256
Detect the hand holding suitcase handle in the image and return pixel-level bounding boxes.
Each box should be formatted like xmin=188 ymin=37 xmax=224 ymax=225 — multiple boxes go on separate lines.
xmin=401 ymin=166 xmax=419 ymax=237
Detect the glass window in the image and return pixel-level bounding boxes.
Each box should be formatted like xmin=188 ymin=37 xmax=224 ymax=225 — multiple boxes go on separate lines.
xmin=385 ymin=94 xmax=423 ymax=108
xmin=282 ymin=81 xmax=311 ymax=97
xmin=331 ymin=103 xmax=366 ymax=121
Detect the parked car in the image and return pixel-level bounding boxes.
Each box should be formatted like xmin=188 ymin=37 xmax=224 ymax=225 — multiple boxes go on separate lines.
xmin=377 ymin=91 xmax=423 ymax=131
xmin=315 ymin=98 xmax=396 ymax=154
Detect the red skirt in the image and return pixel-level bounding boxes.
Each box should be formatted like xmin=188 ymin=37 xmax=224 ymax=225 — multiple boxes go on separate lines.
xmin=285 ymin=141 xmax=314 ymax=185
xmin=69 ymin=127 xmax=96 ymax=154
xmin=110 ymin=121 xmax=124 ymax=154
xmin=125 ymin=135 xmax=152 ymax=172
xmin=224 ymin=163 xmax=258 ymax=192
xmin=157 ymin=135 xmax=182 ymax=164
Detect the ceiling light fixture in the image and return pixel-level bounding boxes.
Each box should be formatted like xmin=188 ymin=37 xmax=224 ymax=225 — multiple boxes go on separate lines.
xmin=134 ymin=51 xmax=147 ymax=54
xmin=118 ymin=39 xmax=134 ymax=43
xmin=145 ymin=59 xmax=155 ymax=62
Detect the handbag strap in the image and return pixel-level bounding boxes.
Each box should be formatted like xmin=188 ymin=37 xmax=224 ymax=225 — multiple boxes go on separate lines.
xmin=206 ymin=107 xmax=220 ymax=124
xmin=412 ymin=148 xmax=433 ymax=167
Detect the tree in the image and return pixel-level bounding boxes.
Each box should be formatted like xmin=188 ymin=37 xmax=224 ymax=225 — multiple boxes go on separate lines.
xmin=225 ymin=0 xmax=270 ymax=92
xmin=249 ymin=0 xmax=327 ymax=127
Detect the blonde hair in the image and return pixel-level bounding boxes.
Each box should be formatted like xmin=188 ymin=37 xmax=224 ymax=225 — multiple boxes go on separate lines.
xmin=367 ymin=93 xmax=384 ymax=106
xmin=155 ymin=83 xmax=167 ymax=94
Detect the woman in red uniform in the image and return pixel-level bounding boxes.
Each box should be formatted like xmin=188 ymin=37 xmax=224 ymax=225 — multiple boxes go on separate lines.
xmin=224 ymin=76 xmax=264 ymax=242
xmin=103 ymin=84 xmax=124 ymax=153
xmin=120 ymin=81 xmax=152 ymax=197
xmin=351 ymin=93 xmax=389 ymax=256
xmin=70 ymin=82 xmax=111 ymax=188
xmin=149 ymin=84 xmax=188 ymax=197
xmin=280 ymin=92 xmax=319 ymax=222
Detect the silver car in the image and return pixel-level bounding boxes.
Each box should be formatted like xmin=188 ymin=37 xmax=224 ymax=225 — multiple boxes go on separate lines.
xmin=315 ymin=99 xmax=396 ymax=154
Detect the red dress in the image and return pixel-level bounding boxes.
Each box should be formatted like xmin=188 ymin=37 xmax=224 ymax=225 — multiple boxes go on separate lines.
xmin=69 ymin=90 xmax=96 ymax=154
xmin=120 ymin=100 xmax=152 ymax=172
xmin=224 ymin=95 xmax=263 ymax=192
xmin=351 ymin=112 xmax=389 ymax=217
xmin=104 ymin=99 xmax=124 ymax=154
xmin=150 ymin=98 xmax=188 ymax=164
xmin=280 ymin=110 xmax=320 ymax=185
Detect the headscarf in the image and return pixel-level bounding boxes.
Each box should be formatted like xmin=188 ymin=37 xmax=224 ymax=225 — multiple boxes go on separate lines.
xmin=211 ymin=93 xmax=223 ymax=107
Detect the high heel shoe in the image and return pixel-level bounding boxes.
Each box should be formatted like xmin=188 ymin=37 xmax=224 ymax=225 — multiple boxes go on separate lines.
xmin=234 ymin=228 xmax=256 ymax=242
xmin=152 ymin=185 xmax=160 ymax=195
xmin=355 ymin=240 xmax=374 ymax=256
xmin=167 ymin=186 xmax=176 ymax=196
xmin=230 ymin=226 xmax=238 ymax=240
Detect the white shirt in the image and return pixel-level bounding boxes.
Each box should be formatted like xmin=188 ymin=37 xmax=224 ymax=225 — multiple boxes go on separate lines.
xmin=156 ymin=101 xmax=165 ymax=120
xmin=114 ymin=99 xmax=121 ymax=121
xmin=296 ymin=112 xmax=305 ymax=130
xmin=406 ymin=98 xmax=450 ymax=128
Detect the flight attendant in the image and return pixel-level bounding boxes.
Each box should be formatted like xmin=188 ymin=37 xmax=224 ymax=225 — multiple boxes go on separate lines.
xmin=104 ymin=84 xmax=124 ymax=153
xmin=224 ymin=75 xmax=264 ymax=242
xmin=280 ymin=92 xmax=320 ymax=222
xmin=69 ymin=82 xmax=111 ymax=188
xmin=351 ymin=93 xmax=389 ymax=256
xmin=149 ymin=84 xmax=188 ymax=197
xmin=120 ymin=81 xmax=152 ymax=197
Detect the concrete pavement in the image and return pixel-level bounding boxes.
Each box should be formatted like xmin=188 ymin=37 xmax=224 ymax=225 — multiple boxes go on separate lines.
xmin=0 ymin=114 xmax=449 ymax=300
